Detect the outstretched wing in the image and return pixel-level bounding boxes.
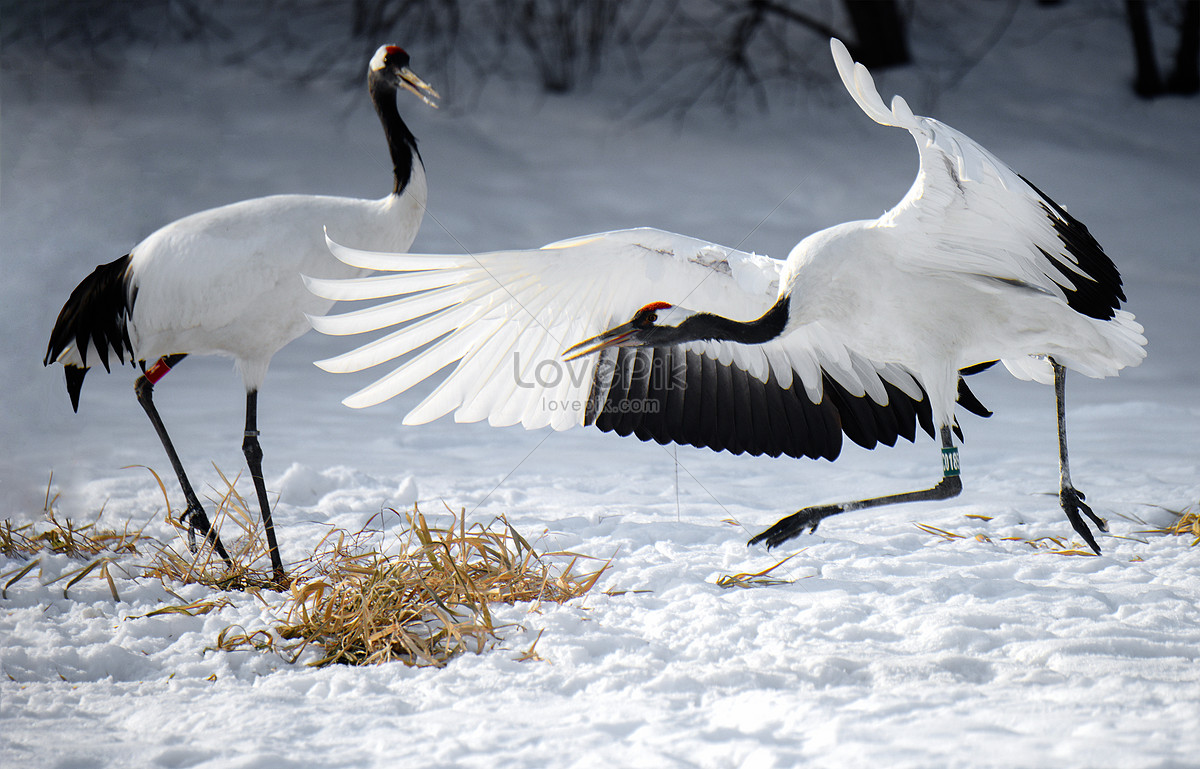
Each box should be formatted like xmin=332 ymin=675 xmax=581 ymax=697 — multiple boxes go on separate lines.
xmin=831 ymin=38 xmax=1126 ymax=323
xmin=307 ymin=227 xmax=942 ymax=460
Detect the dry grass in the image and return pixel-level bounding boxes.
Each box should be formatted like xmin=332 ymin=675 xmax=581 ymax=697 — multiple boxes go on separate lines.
xmin=1 ymin=479 xmax=148 ymax=562
xmin=217 ymin=507 xmax=608 ymax=667
xmin=920 ymin=504 xmax=1200 ymax=553
xmin=1136 ymin=504 xmax=1200 ymax=546
xmin=1 ymin=476 xmax=155 ymax=599
xmin=1 ymin=466 xmax=291 ymax=595
xmin=915 ymin=517 xmax=1099 ymax=556
xmin=0 ymin=511 xmax=146 ymax=561
xmin=715 ymin=555 xmax=799 ymax=589
xmin=2 ymin=471 xmax=608 ymax=668
xmin=140 ymin=465 xmax=287 ymax=592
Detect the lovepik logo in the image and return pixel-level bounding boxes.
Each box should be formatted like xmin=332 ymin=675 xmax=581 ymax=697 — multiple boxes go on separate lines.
xmin=512 ymin=350 xmax=688 ymax=391
xmin=512 ymin=350 xmax=688 ymax=418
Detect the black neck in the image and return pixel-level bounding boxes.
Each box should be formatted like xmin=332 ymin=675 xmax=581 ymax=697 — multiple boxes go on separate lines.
xmin=369 ymin=75 xmax=421 ymax=196
xmin=649 ymin=294 xmax=790 ymax=346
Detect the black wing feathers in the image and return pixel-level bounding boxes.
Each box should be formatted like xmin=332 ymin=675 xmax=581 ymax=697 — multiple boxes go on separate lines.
xmin=1019 ymin=175 xmax=1125 ymax=321
xmin=586 ymin=346 xmax=951 ymax=461
xmin=44 ymin=254 xmax=136 ymax=411
xmin=585 ymin=345 xmax=997 ymax=460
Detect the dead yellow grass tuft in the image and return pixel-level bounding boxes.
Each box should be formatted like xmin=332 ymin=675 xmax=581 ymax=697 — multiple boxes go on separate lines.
xmin=1137 ymin=504 xmax=1200 ymax=546
xmin=218 ymin=507 xmax=609 ymax=667
xmin=915 ymin=519 xmax=1099 ymax=556
xmin=1 ymin=476 xmax=155 ymax=600
xmin=140 ymin=465 xmax=286 ymax=592
xmin=3 ymin=470 xmax=609 ymax=668
xmin=715 ymin=555 xmax=799 ymax=589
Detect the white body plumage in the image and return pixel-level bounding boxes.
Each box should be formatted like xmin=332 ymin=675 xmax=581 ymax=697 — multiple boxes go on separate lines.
xmin=45 ymin=44 xmax=438 ymax=580
xmin=126 ymin=174 xmax=426 ymax=389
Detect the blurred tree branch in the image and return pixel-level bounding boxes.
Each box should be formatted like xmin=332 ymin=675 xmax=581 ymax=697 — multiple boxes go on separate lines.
xmin=1125 ymin=0 xmax=1199 ymax=97
xmin=7 ymin=0 xmax=1189 ymax=115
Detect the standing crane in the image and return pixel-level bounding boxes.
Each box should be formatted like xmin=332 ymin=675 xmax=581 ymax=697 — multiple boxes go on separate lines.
xmin=306 ymin=39 xmax=1145 ymax=554
xmin=44 ymin=46 xmax=438 ymax=583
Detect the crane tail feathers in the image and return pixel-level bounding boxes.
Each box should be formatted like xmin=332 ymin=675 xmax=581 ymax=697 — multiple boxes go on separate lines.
xmin=64 ymin=366 xmax=87 ymax=413
xmin=45 ymin=254 xmax=136 ymax=409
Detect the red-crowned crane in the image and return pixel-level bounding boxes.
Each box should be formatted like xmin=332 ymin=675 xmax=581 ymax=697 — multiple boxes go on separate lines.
xmin=306 ymin=39 xmax=1145 ymax=554
xmin=44 ymin=45 xmax=438 ymax=584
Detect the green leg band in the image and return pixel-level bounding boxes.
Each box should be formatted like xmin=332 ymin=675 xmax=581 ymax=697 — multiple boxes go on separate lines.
xmin=942 ymin=446 xmax=960 ymax=477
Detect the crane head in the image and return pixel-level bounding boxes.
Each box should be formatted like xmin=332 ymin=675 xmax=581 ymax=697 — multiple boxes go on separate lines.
xmin=370 ymin=45 xmax=441 ymax=108
xmin=562 ymin=301 xmax=696 ymax=360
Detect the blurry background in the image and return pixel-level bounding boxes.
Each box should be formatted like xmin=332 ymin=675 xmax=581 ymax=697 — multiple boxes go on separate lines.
xmin=4 ymin=1 xmax=1197 ymax=108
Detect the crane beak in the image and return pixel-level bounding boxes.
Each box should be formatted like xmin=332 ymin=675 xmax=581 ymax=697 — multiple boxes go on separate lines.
xmin=399 ymin=67 xmax=441 ymax=108
xmin=562 ymin=321 xmax=641 ymax=361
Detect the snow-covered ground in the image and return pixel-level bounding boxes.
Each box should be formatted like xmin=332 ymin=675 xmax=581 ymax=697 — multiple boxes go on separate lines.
xmin=3 ymin=5 xmax=1199 ymax=768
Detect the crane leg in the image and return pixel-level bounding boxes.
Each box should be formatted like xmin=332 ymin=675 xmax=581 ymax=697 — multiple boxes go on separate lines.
xmin=749 ymin=425 xmax=963 ymax=549
xmin=242 ymin=390 xmax=287 ymax=585
xmin=134 ymin=354 xmax=232 ymax=567
xmin=1052 ymin=358 xmax=1107 ymax=554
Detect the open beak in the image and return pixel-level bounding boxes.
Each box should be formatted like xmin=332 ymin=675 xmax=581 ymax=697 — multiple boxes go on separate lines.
xmin=562 ymin=321 xmax=641 ymax=361
xmin=399 ymin=67 xmax=441 ymax=108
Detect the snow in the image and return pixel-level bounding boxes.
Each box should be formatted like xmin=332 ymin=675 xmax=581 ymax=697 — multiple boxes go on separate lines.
xmin=3 ymin=6 xmax=1199 ymax=768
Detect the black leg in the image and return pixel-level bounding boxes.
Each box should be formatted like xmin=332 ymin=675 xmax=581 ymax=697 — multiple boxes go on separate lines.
xmin=749 ymin=425 xmax=964 ymax=549
xmin=242 ymin=390 xmax=286 ymax=584
xmin=134 ymin=354 xmax=232 ymax=566
xmin=1052 ymin=359 xmax=1107 ymax=554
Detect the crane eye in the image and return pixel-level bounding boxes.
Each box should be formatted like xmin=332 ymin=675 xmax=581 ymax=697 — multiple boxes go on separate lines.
xmin=635 ymin=307 xmax=661 ymax=325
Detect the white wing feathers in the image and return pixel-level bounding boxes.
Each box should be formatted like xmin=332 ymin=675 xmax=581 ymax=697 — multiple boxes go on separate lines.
xmin=308 ymin=229 xmax=772 ymax=424
xmin=830 ymin=37 xmax=917 ymax=131
xmin=831 ymin=38 xmax=1102 ymax=301
xmin=831 ymin=38 xmax=1143 ymax=383
xmin=306 ymin=228 xmax=924 ymax=432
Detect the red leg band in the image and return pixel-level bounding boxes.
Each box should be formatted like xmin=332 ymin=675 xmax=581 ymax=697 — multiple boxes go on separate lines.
xmin=145 ymin=358 xmax=173 ymax=384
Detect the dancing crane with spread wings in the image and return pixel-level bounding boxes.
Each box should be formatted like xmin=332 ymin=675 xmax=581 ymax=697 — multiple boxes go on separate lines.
xmin=306 ymin=39 xmax=1145 ymax=554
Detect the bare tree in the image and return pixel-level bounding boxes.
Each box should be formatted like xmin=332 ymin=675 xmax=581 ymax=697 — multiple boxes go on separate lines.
xmin=12 ymin=0 xmax=1186 ymax=117
xmin=0 ymin=0 xmax=227 ymax=68
xmin=1127 ymin=0 xmax=1166 ymax=95
xmin=841 ymin=0 xmax=909 ymax=67
xmin=630 ymin=0 xmax=911 ymax=118
xmin=506 ymin=0 xmax=620 ymax=92
xmin=1125 ymin=0 xmax=1199 ymax=97
xmin=1167 ymin=0 xmax=1199 ymax=93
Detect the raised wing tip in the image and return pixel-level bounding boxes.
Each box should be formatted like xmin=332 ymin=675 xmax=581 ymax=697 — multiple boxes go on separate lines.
xmin=890 ymin=94 xmax=915 ymax=124
xmin=830 ymin=37 xmax=856 ymax=91
xmin=401 ymin=412 xmax=432 ymax=427
xmin=831 ymin=38 xmax=917 ymax=130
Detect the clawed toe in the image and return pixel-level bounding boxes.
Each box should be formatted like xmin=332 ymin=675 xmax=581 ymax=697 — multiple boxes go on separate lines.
xmin=748 ymin=505 xmax=837 ymax=549
xmin=180 ymin=504 xmax=232 ymax=565
xmin=180 ymin=505 xmax=204 ymax=554
xmin=1061 ymin=486 xmax=1104 ymax=554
